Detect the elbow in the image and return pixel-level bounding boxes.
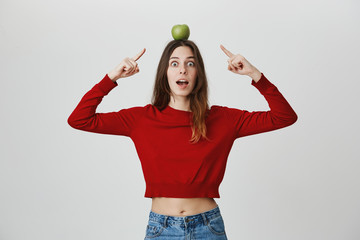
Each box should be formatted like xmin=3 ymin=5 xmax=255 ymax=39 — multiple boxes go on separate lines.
xmin=67 ymin=114 xmax=81 ymax=129
xmin=67 ymin=114 xmax=93 ymax=131
xmin=292 ymin=112 xmax=298 ymax=124
xmin=286 ymin=111 xmax=298 ymax=126
xmin=273 ymin=111 xmax=298 ymax=128
xmin=67 ymin=115 xmax=76 ymax=129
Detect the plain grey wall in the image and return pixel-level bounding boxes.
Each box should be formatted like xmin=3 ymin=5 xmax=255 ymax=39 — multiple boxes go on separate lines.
xmin=1 ymin=0 xmax=359 ymax=239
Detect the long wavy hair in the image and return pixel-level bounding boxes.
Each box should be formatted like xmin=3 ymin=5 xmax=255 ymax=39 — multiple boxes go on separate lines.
xmin=152 ymin=40 xmax=209 ymax=143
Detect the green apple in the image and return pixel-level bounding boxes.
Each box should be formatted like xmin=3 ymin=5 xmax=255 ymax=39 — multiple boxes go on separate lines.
xmin=171 ymin=24 xmax=190 ymax=40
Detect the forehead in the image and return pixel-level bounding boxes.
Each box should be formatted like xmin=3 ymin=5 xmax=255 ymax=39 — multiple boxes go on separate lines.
xmin=170 ymin=46 xmax=194 ymax=58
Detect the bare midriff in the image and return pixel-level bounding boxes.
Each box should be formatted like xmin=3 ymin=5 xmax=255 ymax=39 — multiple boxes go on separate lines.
xmin=151 ymin=197 xmax=218 ymax=217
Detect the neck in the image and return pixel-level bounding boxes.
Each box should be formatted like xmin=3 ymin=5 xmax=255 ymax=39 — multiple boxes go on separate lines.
xmin=168 ymin=96 xmax=191 ymax=112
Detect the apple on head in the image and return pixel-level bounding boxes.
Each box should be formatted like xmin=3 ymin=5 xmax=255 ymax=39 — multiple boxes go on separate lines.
xmin=171 ymin=24 xmax=190 ymax=40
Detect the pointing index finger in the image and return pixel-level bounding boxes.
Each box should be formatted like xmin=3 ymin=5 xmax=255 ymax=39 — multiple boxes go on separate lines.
xmin=132 ymin=48 xmax=146 ymax=61
xmin=220 ymin=44 xmax=234 ymax=58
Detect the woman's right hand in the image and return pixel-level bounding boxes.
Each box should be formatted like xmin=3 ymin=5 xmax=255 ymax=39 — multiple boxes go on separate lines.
xmin=108 ymin=48 xmax=146 ymax=82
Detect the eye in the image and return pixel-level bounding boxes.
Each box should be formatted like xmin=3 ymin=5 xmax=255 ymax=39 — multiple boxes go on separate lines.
xmin=171 ymin=62 xmax=178 ymax=67
xmin=187 ymin=62 xmax=195 ymax=67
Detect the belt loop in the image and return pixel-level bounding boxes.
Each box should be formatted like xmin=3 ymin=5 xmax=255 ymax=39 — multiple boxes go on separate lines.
xmin=163 ymin=216 xmax=168 ymax=228
xmin=201 ymin=213 xmax=208 ymax=225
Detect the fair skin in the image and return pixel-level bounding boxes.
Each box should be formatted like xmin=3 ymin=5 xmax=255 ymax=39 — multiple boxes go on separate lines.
xmin=107 ymin=45 xmax=262 ymax=216
xmin=167 ymin=46 xmax=197 ymax=112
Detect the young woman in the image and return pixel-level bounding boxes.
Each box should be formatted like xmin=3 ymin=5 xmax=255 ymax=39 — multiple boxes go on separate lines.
xmin=68 ymin=40 xmax=297 ymax=239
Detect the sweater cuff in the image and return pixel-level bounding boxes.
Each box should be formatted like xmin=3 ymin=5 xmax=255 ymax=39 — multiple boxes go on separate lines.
xmin=251 ymin=73 xmax=272 ymax=92
xmin=97 ymin=74 xmax=118 ymax=95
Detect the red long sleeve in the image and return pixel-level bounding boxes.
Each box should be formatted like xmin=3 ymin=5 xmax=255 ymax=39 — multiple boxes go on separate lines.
xmin=67 ymin=74 xmax=145 ymax=136
xmin=222 ymin=73 xmax=298 ymax=139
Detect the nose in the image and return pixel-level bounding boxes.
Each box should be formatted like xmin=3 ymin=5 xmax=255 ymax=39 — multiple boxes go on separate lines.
xmin=180 ymin=66 xmax=187 ymax=74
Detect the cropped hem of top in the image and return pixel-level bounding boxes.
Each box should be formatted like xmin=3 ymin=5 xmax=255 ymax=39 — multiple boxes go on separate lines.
xmin=68 ymin=73 xmax=298 ymax=198
xmin=145 ymin=182 xmax=220 ymax=198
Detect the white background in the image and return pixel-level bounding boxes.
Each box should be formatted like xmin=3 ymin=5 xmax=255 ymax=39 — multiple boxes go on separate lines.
xmin=1 ymin=0 xmax=359 ymax=239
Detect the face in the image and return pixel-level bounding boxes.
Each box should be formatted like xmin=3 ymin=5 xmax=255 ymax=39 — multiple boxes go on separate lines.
xmin=167 ymin=46 xmax=197 ymax=100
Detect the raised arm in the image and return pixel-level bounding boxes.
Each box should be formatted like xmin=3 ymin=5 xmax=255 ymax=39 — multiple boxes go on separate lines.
xmin=220 ymin=45 xmax=297 ymax=138
xmin=67 ymin=49 xmax=146 ymax=136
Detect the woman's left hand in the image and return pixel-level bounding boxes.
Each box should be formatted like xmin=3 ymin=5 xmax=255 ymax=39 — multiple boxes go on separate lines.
xmin=220 ymin=45 xmax=261 ymax=81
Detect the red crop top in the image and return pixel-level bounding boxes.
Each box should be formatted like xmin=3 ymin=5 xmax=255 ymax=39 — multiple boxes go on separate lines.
xmin=68 ymin=73 xmax=297 ymax=198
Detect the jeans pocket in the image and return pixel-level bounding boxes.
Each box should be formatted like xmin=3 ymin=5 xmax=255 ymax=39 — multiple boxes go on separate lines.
xmin=206 ymin=215 xmax=226 ymax=235
xmin=145 ymin=220 xmax=165 ymax=238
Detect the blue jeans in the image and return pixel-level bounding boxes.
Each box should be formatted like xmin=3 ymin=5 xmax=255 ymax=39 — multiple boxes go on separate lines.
xmin=144 ymin=205 xmax=228 ymax=239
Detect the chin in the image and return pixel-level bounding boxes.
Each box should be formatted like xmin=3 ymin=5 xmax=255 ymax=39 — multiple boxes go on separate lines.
xmin=172 ymin=91 xmax=192 ymax=98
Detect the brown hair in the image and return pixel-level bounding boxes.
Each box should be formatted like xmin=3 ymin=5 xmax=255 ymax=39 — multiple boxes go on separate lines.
xmin=151 ymin=40 xmax=209 ymax=143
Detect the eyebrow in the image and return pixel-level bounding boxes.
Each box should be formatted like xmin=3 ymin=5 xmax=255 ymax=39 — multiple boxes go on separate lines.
xmin=169 ymin=56 xmax=195 ymax=60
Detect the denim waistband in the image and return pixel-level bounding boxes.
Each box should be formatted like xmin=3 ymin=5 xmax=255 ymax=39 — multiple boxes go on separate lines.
xmin=148 ymin=205 xmax=221 ymax=227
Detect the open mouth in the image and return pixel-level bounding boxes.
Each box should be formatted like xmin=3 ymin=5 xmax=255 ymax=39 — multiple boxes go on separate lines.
xmin=176 ymin=80 xmax=189 ymax=86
